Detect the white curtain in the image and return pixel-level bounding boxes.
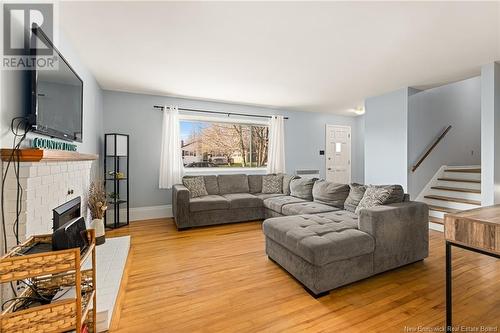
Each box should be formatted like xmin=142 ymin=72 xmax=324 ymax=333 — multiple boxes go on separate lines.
xmin=159 ymin=106 xmax=184 ymax=189
xmin=267 ymin=115 xmax=286 ymax=174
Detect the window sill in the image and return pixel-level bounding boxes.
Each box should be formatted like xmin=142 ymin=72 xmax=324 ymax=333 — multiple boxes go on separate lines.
xmin=183 ymin=167 xmax=267 ymax=175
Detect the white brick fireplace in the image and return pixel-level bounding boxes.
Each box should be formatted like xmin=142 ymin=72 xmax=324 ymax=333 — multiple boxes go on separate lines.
xmin=3 ymin=159 xmax=94 ymax=249
xmin=1 ymin=150 xmax=130 ymax=332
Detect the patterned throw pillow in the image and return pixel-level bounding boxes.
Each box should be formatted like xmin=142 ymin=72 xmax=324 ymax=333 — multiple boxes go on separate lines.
xmin=355 ymin=186 xmax=392 ymax=214
xmin=182 ymin=176 xmax=208 ymax=198
xmin=262 ymin=175 xmax=283 ymax=194
xmin=344 ymin=183 xmax=367 ymax=213
xmin=372 ymin=185 xmax=405 ymax=204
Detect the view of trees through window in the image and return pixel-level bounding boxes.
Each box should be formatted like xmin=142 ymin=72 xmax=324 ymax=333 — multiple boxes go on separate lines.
xmin=180 ymin=120 xmax=269 ymax=168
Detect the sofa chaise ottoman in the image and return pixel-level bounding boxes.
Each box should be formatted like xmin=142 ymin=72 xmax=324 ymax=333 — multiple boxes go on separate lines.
xmin=262 ymin=201 xmax=429 ymax=297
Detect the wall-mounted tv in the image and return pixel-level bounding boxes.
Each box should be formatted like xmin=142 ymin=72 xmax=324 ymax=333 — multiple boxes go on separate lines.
xmin=28 ymin=25 xmax=83 ymax=142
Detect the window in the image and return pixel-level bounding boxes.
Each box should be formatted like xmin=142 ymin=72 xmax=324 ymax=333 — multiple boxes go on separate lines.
xmin=180 ymin=119 xmax=269 ymax=168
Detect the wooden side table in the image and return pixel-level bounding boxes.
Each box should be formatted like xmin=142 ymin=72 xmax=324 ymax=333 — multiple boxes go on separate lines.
xmin=444 ymin=205 xmax=500 ymax=332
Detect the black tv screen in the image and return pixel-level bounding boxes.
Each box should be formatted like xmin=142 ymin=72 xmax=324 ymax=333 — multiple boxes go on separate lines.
xmin=29 ymin=26 xmax=83 ymax=142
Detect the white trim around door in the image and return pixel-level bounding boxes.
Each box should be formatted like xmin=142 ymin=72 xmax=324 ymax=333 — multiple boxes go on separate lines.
xmin=325 ymin=124 xmax=351 ymax=183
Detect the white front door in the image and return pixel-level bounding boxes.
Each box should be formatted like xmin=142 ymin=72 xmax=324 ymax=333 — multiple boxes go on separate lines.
xmin=325 ymin=125 xmax=351 ymax=183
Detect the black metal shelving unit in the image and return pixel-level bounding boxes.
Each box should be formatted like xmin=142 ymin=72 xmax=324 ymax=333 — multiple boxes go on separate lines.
xmin=104 ymin=133 xmax=129 ymax=229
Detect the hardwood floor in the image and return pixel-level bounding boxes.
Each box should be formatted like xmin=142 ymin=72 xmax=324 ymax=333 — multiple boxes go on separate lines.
xmin=107 ymin=219 xmax=500 ymax=333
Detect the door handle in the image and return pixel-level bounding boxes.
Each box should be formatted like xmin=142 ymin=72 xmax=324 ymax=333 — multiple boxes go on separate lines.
xmin=328 ymin=168 xmax=331 ymax=171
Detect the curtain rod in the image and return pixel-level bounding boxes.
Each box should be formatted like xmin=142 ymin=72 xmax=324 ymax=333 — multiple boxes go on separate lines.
xmin=153 ymin=105 xmax=289 ymax=120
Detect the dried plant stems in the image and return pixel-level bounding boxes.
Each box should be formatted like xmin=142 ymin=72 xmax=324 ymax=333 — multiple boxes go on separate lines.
xmin=88 ymin=181 xmax=108 ymax=219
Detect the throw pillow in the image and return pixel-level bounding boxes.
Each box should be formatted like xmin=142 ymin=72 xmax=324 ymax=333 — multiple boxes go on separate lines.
xmin=372 ymin=185 xmax=405 ymax=204
xmin=182 ymin=176 xmax=208 ymax=198
xmin=282 ymin=174 xmax=298 ymax=195
xmin=355 ymin=186 xmax=392 ymax=214
xmin=290 ymin=177 xmax=317 ymax=201
xmin=262 ymin=175 xmax=283 ymax=194
xmin=344 ymin=183 xmax=366 ymax=213
xmin=312 ymin=180 xmax=350 ymax=208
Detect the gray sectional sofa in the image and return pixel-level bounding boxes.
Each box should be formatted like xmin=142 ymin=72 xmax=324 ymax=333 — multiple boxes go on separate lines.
xmin=172 ymin=174 xmax=429 ymax=296
xmin=173 ymin=174 xmax=285 ymax=229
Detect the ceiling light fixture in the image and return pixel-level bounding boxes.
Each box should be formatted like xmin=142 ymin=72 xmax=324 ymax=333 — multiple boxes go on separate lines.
xmin=350 ymin=107 xmax=365 ymax=115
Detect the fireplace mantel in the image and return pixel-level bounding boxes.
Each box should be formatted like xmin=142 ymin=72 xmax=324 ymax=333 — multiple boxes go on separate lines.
xmin=1 ymin=148 xmax=98 ymax=162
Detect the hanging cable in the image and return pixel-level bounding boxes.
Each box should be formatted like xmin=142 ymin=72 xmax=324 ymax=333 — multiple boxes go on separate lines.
xmin=1 ymin=116 xmax=31 ymax=296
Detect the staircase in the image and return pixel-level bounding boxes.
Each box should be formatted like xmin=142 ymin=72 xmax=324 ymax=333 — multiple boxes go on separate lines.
xmin=417 ymin=166 xmax=481 ymax=231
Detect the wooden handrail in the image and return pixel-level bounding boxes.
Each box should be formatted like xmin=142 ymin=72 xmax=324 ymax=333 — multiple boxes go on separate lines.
xmin=411 ymin=125 xmax=452 ymax=172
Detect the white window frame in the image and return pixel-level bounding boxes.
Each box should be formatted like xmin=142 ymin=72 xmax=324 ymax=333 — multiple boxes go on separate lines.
xmin=179 ymin=114 xmax=269 ymax=175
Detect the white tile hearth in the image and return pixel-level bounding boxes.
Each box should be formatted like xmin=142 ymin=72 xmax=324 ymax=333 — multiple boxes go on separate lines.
xmin=83 ymin=236 xmax=130 ymax=332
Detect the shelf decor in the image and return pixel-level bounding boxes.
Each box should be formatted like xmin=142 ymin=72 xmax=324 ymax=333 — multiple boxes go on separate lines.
xmin=88 ymin=181 xmax=108 ymax=245
xmin=104 ymin=133 xmax=130 ymax=229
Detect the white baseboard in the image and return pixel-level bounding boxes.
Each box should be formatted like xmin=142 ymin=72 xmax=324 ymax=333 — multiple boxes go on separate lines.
xmin=108 ymin=205 xmax=173 ymax=222
xmin=429 ymin=222 xmax=444 ymax=232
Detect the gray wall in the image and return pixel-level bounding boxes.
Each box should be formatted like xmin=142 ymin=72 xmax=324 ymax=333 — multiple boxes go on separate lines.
xmin=364 ymin=79 xmax=481 ymax=199
xmin=481 ymin=62 xmax=500 ymax=205
xmin=354 ymin=115 xmax=365 ymax=184
xmin=103 ymin=90 xmax=364 ymax=208
xmin=364 ymin=88 xmax=412 ymax=190
xmin=408 ymin=77 xmax=481 ymax=199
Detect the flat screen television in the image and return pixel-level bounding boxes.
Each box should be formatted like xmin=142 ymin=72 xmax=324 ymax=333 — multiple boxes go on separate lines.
xmin=28 ymin=25 xmax=83 ymax=142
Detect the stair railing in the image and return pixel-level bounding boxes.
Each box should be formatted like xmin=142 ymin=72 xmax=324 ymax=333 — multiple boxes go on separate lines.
xmin=411 ymin=125 xmax=452 ymax=172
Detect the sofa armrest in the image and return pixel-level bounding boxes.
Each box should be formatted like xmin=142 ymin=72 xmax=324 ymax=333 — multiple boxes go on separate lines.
xmin=172 ymin=184 xmax=190 ymax=229
xmin=358 ymin=201 xmax=429 ymax=273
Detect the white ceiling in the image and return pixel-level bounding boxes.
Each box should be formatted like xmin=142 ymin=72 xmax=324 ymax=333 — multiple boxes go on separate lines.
xmin=59 ymin=1 xmax=500 ymax=116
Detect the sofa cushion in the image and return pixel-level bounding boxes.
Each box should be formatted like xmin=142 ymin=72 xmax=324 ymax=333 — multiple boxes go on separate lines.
xmin=290 ymin=178 xmax=317 ymax=200
xmin=262 ymin=214 xmax=375 ymax=265
xmin=218 ymin=174 xmax=249 ymax=194
xmin=190 ymin=195 xmax=229 ymax=212
xmin=312 ymin=210 xmax=359 ymax=229
xmin=248 ymin=175 xmax=263 ymax=193
xmin=254 ymin=193 xmax=285 ymax=200
xmin=222 ymin=193 xmax=262 ymax=209
xmin=262 ymin=174 xmax=283 ymax=194
xmin=182 ymin=177 xmax=208 ymax=198
xmin=312 ymin=180 xmax=350 ymax=208
xmin=203 ymin=175 xmax=220 ymax=195
xmin=282 ymin=201 xmax=339 ymax=215
xmin=263 ymin=195 xmax=307 ymax=214
xmin=344 ymin=183 xmax=366 ymax=213
xmin=282 ymin=174 xmax=297 ymax=195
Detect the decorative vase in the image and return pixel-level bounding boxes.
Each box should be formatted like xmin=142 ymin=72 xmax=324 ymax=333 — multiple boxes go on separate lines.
xmin=90 ymin=218 xmax=106 ymax=245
